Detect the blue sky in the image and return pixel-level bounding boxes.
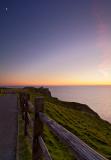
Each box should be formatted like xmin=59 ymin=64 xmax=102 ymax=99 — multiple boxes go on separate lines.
xmin=0 ymin=0 xmax=111 ymax=86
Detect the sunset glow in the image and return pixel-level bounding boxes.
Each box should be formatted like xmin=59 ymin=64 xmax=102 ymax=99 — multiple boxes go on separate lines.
xmin=0 ymin=0 xmax=111 ymax=86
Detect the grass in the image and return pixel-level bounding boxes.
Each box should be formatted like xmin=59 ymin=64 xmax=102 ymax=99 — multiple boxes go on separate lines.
xmin=0 ymin=94 xmax=6 ymax=96
xmin=43 ymin=125 xmax=75 ymax=160
xmin=18 ymin=114 xmax=32 ymax=160
xmin=18 ymin=94 xmax=75 ymax=160
xmin=30 ymin=93 xmax=111 ymax=159
xmin=1 ymin=88 xmax=111 ymax=159
xmin=44 ymin=100 xmax=111 ymax=159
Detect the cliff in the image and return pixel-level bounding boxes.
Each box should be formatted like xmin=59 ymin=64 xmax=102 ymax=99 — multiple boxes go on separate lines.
xmin=23 ymin=86 xmax=51 ymax=97
xmin=23 ymin=86 xmax=99 ymax=117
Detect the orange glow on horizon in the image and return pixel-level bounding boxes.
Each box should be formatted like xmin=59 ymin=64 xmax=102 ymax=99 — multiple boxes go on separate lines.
xmin=0 ymin=80 xmax=111 ymax=86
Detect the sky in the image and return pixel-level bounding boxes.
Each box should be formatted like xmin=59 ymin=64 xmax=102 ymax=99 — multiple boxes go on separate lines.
xmin=0 ymin=0 xmax=111 ymax=86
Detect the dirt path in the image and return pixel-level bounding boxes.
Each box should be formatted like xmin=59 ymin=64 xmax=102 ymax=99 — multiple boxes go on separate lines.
xmin=0 ymin=94 xmax=18 ymax=160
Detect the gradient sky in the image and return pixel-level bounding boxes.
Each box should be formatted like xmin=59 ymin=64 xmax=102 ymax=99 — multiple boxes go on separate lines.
xmin=0 ymin=0 xmax=111 ymax=86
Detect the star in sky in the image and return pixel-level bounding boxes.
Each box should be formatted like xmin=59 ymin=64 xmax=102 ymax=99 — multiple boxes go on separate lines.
xmin=0 ymin=7 xmax=8 ymax=16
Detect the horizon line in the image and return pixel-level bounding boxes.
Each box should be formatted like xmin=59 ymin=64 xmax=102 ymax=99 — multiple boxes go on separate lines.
xmin=0 ymin=84 xmax=111 ymax=87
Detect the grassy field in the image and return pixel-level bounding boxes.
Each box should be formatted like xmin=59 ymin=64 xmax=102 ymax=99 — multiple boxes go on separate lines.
xmin=18 ymin=99 xmax=75 ymax=160
xmin=44 ymin=100 xmax=111 ymax=159
xmin=26 ymin=92 xmax=111 ymax=159
xmin=18 ymin=115 xmax=32 ymax=160
xmin=1 ymin=88 xmax=111 ymax=159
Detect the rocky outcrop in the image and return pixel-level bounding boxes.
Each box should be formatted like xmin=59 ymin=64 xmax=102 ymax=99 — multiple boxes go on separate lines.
xmin=23 ymin=86 xmax=51 ymax=97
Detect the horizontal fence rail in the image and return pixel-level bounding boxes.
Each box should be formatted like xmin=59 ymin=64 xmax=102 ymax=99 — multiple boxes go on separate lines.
xmin=19 ymin=93 xmax=108 ymax=160
xmin=39 ymin=112 xmax=108 ymax=160
xmin=39 ymin=136 xmax=52 ymax=160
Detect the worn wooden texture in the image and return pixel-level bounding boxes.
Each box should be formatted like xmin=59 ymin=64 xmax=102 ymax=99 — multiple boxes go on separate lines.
xmin=32 ymin=97 xmax=44 ymax=160
xmin=27 ymin=113 xmax=33 ymax=129
xmin=39 ymin=112 xmax=108 ymax=160
xmin=39 ymin=136 xmax=52 ymax=160
xmin=27 ymin=129 xmax=33 ymax=146
xmin=20 ymin=93 xmax=30 ymax=136
xmin=24 ymin=96 xmax=29 ymax=136
xmin=19 ymin=93 xmax=25 ymax=120
xmin=28 ymin=101 xmax=34 ymax=112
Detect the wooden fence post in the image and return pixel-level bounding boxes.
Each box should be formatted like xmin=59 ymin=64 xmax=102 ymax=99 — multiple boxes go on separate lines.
xmin=19 ymin=93 xmax=25 ymax=120
xmin=32 ymin=97 xmax=44 ymax=160
xmin=24 ymin=93 xmax=30 ymax=136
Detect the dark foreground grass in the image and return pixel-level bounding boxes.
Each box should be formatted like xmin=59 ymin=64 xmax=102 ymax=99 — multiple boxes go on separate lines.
xmin=18 ymin=113 xmax=75 ymax=160
xmin=18 ymin=115 xmax=32 ymax=160
xmin=0 ymin=94 xmax=5 ymax=96
xmin=18 ymin=99 xmax=75 ymax=160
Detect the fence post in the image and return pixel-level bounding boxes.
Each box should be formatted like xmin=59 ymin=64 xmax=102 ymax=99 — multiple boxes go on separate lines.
xmin=24 ymin=93 xmax=30 ymax=136
xmin=19 ymin=93 xmax=25 ymax=120
xmin=32 ymin=97 xmax=44 ymax=160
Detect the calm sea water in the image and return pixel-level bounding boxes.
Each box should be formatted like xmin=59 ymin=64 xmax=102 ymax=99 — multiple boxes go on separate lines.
xmin=49 ymin=86 xmax=111 ymax=123
xmin=3 ymin=85 xmax=111 ymax=123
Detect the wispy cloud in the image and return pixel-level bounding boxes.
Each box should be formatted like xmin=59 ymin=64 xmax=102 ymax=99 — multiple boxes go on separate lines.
xmin=93 ymin=0 xmax=111 ymax=77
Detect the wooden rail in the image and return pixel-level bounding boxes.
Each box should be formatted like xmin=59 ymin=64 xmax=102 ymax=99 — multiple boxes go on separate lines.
xmin=19 ymin=93 xmax=108 ymax=160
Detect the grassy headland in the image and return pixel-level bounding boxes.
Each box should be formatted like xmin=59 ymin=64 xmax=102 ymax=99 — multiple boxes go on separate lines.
xmin=1 ymin=87 xmax=111 ymax=159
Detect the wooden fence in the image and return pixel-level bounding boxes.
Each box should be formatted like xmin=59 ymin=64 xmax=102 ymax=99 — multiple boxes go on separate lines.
xmin=19 ymin=93 xmax=108 ymax=160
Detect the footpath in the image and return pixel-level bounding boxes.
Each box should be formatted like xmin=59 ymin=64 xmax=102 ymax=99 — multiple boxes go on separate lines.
xmin=0 ymin=94 xmax=18 ymax=160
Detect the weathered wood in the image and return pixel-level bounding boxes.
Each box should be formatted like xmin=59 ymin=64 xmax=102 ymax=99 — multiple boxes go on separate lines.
xmin=32 ymin=97 xmax=44 ymax=160
xmin=27 ymin=130 xmax=33 ymax=146
xmin=19 ymin=93 xmax=30 ymax=118
xmin=27 ymin=129 xmax=33 ymax=140
xmin=27 ymin=112 xmax=33 ymax=129
xmin=25 ymin=93 xmax=29 ymax=100
xmin=19 ymin=93 xmax=25 ymax=120
xmin=24 ymin=112 xmax=28 ymax=136
xmin=39 ymin=112 xmax=108 ymax=160
xmin=28 ymin=101 xmax=34 ymax=112
xmin=24 ymin=97 xmax=29 ymax=136
xmin=39 ymin=136 xmax=52 ymax=160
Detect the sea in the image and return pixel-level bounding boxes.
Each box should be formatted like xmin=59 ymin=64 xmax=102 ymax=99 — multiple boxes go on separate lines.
xmin=2 ymin=85 xmax=111 ymax=123
xmin=48 ymin=86 xmax=111 ymax=123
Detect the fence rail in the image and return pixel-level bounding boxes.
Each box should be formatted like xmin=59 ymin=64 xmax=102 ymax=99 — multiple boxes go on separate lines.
xmin=19 ymin=93 xmax=108 ymax=160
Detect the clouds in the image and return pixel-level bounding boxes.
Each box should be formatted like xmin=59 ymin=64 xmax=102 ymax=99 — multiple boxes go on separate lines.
xmin=93 ymin=0 xmax=111 ymax=77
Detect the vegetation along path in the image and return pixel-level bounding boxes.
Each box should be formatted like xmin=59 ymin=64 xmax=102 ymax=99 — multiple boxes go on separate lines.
xmin=0 ymin=94 xmax=18 ymax=160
